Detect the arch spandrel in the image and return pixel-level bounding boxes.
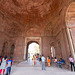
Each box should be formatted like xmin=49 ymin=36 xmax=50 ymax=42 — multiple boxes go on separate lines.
xmin=26 ymin=28 xmax=41 ymax=37
xmin=65 ymin=2 xmax=75 ymax=28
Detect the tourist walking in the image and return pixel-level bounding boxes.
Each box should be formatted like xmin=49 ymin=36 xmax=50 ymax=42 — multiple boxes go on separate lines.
xmin=74 ymin=60 xmax=75 ymax=72
xmin=74 ymin=55 xmax=75 ymax=72
xmin=69 ymin=55 xmax=74 ymax=71
xmin=6 ymin=57 xmax=13 ymax=75
xmin=0 ymin=56 xmax=7 ymax=75
xmin=41 ymin=55 xmax=46 ymax=70
xmin=39 ymin=55 xmax=41 ymax=62
xmin=32 ymin=55 xmax=35 ymax=66
xmin=54 ymin=57 xmax=57 ymax=67
xmin=0 ymin=56 xmax=2 ymax=66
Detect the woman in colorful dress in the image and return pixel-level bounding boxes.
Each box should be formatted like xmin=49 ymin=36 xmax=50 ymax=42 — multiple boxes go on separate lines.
xmin=32 ymin=55 xmax=35 ymax=66
xmin=47 ymin=56 xmax=50 ymax=66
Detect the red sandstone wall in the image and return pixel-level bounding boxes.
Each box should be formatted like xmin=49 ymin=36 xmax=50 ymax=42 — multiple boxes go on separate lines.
xmin=56 ymin=29 xmax=71 ymax=63
xmin=0 ymin=31 xmax=15 ymax=56
xmin=42 ymin=36 xmax=56 ymax=58
xmin=0 ymin=14 xmax=15 ymax=57
xmin=13 ymin=36 xmax=25 ymax=61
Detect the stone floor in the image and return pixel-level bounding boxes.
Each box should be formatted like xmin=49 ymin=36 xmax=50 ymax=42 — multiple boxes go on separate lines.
xmin=11 ymin=60 xmax=75 ymax=75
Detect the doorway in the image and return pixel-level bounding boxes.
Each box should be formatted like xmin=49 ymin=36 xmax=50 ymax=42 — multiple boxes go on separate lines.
xmin=51 ymin=46 xmax=56 ymax=59
xmin=26 ymin=41 xmax=41 ymax=60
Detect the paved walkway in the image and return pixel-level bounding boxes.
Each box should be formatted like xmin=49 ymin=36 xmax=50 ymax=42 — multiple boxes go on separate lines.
xmin=11 ymin=60 xmax=75 ymax=75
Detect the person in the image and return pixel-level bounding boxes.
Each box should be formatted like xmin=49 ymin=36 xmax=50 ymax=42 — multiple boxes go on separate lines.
xmin=74 ymin=59 xmax=75 ymax=72
xmin=41 ymin=55 xmax=46 ymax=70
xmin=54 ymin=57 xmax=57 ymax=67
xmin=60 ymin=58 xmax=65 ymax=64
xmin=47 ymin=56 xmax=50 ymax=66
xmin=58 ymin=60 xmax=62 ymax=68
xmin=69 ymin=55 xmax=74 ymax=71
xmin=6 ymin=57 xmax=13 ymax=75
xmin=35 ymin=54 xmax=37 ymax=59
xmin=74 ymin=54 xmax=75 ymax=72
xmin=28 ymin=53 xmax=30 ymax=62
xmin=0 ymin=56 xmax=7 ymax=75
xmin=32 ymin=55 xmax=35 ymax=66
xmin=39 ymin=55 xmax=41 ymax=62
xmin=0 ymin=56 xmax=2 ymax=66
xmin=37 ymin=54 xmax=39 ymax=60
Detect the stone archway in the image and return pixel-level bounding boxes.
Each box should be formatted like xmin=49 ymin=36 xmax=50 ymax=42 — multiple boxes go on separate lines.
xmin=50 ymin=42 xmax=56 ymax=59
xmin=24 ymin=37 xmax=42 ymax=60
xmin=2 ymin=41 xmax=8 ymax=56
xmin=50 ymin=46 xmax=56 ymax=58
xmin=26 ymin=41 xmax=40 ymax=60
xmin=10 ymin=44 xmax=15 ymax=57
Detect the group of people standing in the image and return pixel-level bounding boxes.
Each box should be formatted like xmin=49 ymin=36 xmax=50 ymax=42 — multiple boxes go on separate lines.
xmin=54 ymin=57 xmax=65 ymax=68
xmin=29 ymin=53 xmax=75 ymax=72
xmin=41 ymin=55 xmax=64 ymax=71
xmin=32 ymin=54 xmax=42 ymax=66
xmin=0 ymin=56 xmax=13 ymax=75
xmin=41 ymin=55 xmax=75 ymax=72
xmin=32 ymin=54 xmax=50 ymax=70
xmin=32 ymin=54 xmax=65 ymax=71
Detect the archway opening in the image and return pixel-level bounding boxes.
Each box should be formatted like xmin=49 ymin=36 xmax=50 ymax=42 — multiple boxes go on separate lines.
xmin=26 ymin=41 xmax=40 ymax=60
xmin=51 ymin=46 xmax=56 ymax=59
xmin=10 ymin=44 xmax=15 ymax=57
xmin=2 ymin=41 xmax=8 ymax=56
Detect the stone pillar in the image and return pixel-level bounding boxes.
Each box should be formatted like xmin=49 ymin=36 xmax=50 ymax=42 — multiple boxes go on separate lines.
xmin=62 ymin=29 xmax=69 ymax=61
xmin=66 ymin=28 xmax=75 ymax=58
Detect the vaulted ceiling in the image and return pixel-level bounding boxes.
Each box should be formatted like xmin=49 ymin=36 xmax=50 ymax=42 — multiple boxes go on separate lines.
xmin=0 ymin=0 xmax=74 ymax=37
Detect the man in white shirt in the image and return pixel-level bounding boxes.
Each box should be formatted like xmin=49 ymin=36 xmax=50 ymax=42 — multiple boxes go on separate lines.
xmin=41 ymin=55 xmax=46 ymax=70
xmin=74 ymin=54 xmax=75 ymax=72
xmin=69 ymin=55 xmax=74 ymax=71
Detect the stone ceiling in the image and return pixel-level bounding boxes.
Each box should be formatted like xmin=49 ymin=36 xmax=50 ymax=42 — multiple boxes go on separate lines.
xmin=0 ymin=0 xmax=73 ymax=37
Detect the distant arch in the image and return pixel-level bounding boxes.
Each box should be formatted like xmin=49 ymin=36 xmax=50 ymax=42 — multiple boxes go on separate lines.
xmin=50 ymin=42 xmax=56 ymax=59
xmin=10 ymin=44 xmax=15 ymax=57
xmin=26 ymin=41 xmax=40 ymax=60
xmin=2 ymin=41 xmax=8 ymax=56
